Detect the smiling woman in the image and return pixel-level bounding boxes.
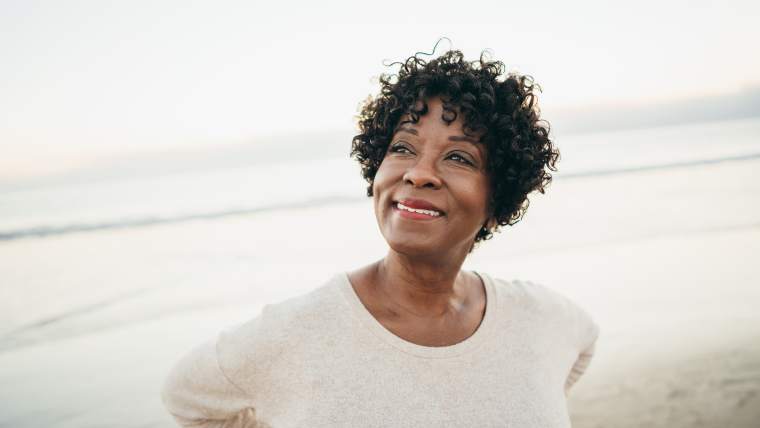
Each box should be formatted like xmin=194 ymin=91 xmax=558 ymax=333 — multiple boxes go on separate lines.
xmin=373 ymin=99 xmax=491 ymax=259
xmin=161 ymin=48 xmax=599 ymax=427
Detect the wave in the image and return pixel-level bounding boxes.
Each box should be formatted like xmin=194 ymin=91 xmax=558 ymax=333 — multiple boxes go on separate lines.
xmin=2 ymin=152 xmax=759 ymax=243
xmin=0 ymin=194 xmax=362 ymax=242
xmin=559 ymin=151 xmax=760 ymax=178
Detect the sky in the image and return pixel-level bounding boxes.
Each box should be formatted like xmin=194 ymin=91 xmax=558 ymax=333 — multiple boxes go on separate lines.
xmin=1 ymin=0 xmax=759 ymax=180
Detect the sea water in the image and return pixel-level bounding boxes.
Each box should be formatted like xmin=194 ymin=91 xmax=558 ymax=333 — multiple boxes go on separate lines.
xmin=0 ymin=117 xmax=758 ymax=349
xmin=2 ymin=117 xmax=758 ymax=241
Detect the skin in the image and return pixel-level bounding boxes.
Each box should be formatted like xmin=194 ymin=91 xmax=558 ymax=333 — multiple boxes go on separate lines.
xmin=348 ymin=97 xmax=497 ymax=347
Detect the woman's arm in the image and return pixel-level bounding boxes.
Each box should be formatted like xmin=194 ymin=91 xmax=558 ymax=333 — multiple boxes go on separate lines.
xmin=161 ymin=338 xmax=260 ymax=428
xmin=564 ymin=341 xmax=596 ymax=394
xmin=564 ymin=301 xmax=600 ymax=395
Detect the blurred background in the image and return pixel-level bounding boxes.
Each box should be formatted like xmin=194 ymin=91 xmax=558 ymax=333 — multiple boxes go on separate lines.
xmin=1 ymin=1 xmax=759 ymax=427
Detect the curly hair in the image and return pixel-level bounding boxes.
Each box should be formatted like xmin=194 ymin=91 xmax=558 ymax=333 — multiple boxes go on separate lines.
xmin=350 ymin=48 xmax=560 ymax=244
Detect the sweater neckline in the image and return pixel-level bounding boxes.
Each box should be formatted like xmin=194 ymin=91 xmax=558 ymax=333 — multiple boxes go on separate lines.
xmin=337 ymin=270 xmax=497 ymax=359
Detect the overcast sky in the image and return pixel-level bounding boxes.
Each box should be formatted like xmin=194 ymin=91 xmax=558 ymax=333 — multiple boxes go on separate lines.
xmin=1 ymin=0 xmax=759 ymax=180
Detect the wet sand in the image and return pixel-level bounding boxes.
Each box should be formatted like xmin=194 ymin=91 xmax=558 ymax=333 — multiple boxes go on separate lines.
xmin=571 ymin=338 xmax=760 ymax=428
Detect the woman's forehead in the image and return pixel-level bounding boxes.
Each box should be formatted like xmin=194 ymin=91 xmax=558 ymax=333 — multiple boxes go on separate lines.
xmin=394 ymin=113 xmax=485 ymax=144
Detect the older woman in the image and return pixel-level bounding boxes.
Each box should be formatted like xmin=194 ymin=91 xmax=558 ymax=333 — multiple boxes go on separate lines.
xmin=162 ymin=49 xmax=599 ymax=427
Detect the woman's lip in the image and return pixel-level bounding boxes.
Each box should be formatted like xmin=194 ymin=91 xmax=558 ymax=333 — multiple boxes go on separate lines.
xmin=396 ymin=198 xmax=444 ymax=214
xmin=392 ymin=201 xmax=445 ymax=220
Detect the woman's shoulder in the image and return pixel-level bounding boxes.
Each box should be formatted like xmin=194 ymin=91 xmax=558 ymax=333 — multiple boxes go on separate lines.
xmin=483 ymin=273 xmax=600 ymax=349
xmin=214 ymin=275 xmax=346 ymax=381
xmin=484 ymin=273 xmax=573 ymax=309
xmin=260 ymin=273 xmax=347 ymax=328
xmin=224 ymin=274 xmax=343 ymax=338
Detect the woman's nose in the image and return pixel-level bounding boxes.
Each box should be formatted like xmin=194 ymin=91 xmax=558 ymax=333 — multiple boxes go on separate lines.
xmin=402 ymin=156 xmax=442 ymax=189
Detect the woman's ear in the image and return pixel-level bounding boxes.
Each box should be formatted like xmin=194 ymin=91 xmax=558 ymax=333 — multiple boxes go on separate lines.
xmin=484 ymin=217 xmax=497 ymax=230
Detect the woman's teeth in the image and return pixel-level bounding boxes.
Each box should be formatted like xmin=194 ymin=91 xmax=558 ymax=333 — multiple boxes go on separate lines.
xmin=396 ymin=202 xmax=442 ymax=217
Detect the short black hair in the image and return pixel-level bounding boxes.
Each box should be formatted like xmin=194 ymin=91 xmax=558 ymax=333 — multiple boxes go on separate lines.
xmin=351 ymin=48 xmax=560 ymax=244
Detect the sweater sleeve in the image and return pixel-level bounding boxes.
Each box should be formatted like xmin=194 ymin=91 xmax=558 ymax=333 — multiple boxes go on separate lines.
xmin=564 ymin=305 xmax=600 ymax=394
xmin=161 ymin=313 xmax=271 ymax=428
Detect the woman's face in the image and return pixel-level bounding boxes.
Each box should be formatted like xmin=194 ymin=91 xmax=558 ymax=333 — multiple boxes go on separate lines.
xmin=373 ymin=97 xmax=492 ymax=257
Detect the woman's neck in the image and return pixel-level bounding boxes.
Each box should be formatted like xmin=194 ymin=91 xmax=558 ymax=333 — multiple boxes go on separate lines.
xmin=372 ymin=250 xmax=470 ymax=318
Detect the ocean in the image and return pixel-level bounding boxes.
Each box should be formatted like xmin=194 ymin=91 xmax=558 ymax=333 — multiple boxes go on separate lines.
xmin=2 ymin=118 xmax=758 ymax=241
xmin=1 ymin=118 xmax=759 ymax=349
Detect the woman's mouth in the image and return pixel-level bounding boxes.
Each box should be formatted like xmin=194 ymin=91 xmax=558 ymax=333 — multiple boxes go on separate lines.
xmin=392 ymin=201 xmax=444 ymax=220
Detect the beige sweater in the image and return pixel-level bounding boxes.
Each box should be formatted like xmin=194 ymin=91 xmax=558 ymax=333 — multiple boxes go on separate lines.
xmin=162 ymin=272 xmax=599 ymax=427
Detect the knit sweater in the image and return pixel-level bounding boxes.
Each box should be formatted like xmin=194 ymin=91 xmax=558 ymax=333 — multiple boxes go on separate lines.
xmin=162 ymin=272 xmax=599 ymax=428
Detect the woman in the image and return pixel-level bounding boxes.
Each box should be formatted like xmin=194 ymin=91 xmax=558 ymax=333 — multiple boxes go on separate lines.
xmin=162 ymin=48 xmax=599 ymax=427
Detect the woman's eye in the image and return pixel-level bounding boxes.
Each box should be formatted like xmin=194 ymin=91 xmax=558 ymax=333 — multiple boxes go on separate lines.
xmin=389 ymin=144 xmax=412 ymax=154
xmin=448 ymin=153 xmax=474 ymax=165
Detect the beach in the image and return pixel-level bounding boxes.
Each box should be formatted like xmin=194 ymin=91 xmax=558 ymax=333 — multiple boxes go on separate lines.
xmin=1 ymin=124 xmax=760 ymax=427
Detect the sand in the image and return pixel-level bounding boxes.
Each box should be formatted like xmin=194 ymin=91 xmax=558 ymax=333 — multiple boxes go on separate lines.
xmin=571 ymin=338 xmax=760 ymax=428
xmin=1 ymin=156 xmax=759 ymax=427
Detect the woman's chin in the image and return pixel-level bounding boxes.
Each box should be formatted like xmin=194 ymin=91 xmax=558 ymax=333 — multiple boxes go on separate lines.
xmin=385 ymin=237 xmax=474 ymax=260
xmin=385 ymin=238 xmax=439 ymax=257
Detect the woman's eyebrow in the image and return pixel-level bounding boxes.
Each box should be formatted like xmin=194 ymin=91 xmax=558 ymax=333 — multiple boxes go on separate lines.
xmin=395 ymin=124 xmax=418 ymax=135
xmin=395 ymin=124 xmax=481 ymax=153
xmin=448 ymin=135 xmax=479 ymax=144
xmin=397 ymin=125 xmax=477 ymax=143
xmin=450 ymin=136 xmax=486 ymax=161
